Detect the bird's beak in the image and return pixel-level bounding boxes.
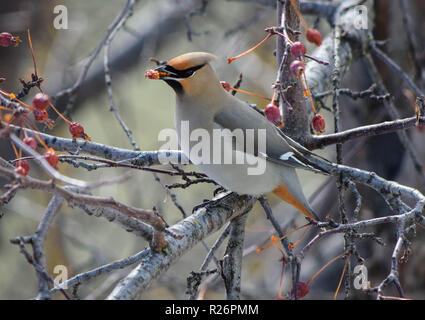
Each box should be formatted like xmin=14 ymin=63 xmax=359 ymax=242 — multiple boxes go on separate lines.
xmin=155 ymin=65 xmax=179 ymax=79
xmin=145 ymin=65 xmax=179 ymax=80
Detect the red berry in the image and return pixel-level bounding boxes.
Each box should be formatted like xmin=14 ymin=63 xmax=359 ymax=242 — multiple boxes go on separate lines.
xmin=290 ymin=42 xmax=306 ymax=58
xmin=32 ymin=93 xmax=50 ymax=110
xmin=144 ymin=69 xmax=160 ymax=80
xmin=14 ymin=160 xmax=30 ymax=176
xmin=220 ymin=81 xmax=231 ymax=92
xmin=0 ymin=77 xmax=5 ymax=83
xmin=23 ymin=137 xmax=37 ymax=150
xmin=69 ymin=122 xmax=90 ymax=140
xmin=264 ymin=103 xmax=282 ymax=126
xmin=33 ymin=109 xmax=49 ymax=122
xmin=306 ymin=28 xmax=322 ymax=46
xmin=0 ymin=32 xmax=20 ymax=47
xmin=43 ymin=149 xmax=59 ymax=168
xmin=14 ymin=166 xmax=28 ymax=176
xmin=312 ymin=113 xmax=326 ymax=134
xmin=20 ymin=160 xmax=30 ymax=173
xmin=290 ymin=60 xmax=305 ymax=77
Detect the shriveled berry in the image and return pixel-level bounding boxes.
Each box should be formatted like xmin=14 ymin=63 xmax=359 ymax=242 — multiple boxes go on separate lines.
xmin=144 ymin=69 xmax=160 ymax=80
xmin=69 ymin=122 xmax=90 ymax=140
xmin=290 ymin=281 xmax=310 ymax=299
xmin=290 ymin=41 xmax=306 ymax=58
xmin=220 ymin=81 xmax=231 ymax=92
xmin=23 ymin=137 xmax=37 ymax=150
xmin=290 ymin=60 xmax=305 ymax=77
xmin=306 ymin=28 xmax=322 ymax=46
xmin=264 ymin=103 xmax=282 ymax=126
xmin=43 ymin=149 xmax=59 ymax=168
xmin=312 ymin=113 xmax=326 ymax=134
xmin=33 ymin=109 xmax=49 ymax=122
xmin=32 ymin=93 xmax=50 ymax=110
xmin=0 ymin=32 xmax=20 ymax=47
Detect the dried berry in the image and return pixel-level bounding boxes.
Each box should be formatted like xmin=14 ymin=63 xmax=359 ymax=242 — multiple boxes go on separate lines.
xmin=33 ymin=109 xmax=49 ymax=122
xmin=0 ymin=32 xmax=20 ymax=47
xmin=290 ymin=60 xmax=305 ymax=77
xmin=23 ymin=137 xmax=37 ymax=150
xmin=306 ymin=28 xmax=322 ymax=46
xmin=312 ymin=113 xmax=326 ymax=134
xmin=43 ymin=149 xmax=59 ymax=168
xmin=264 ymin=103 xmax=282 ymax=126
xmin=220 ymin=81 xmax=231 ymax=92
xmin=290 ymin=281 xmax=310 ymax=299
xmin=144 ymin=69 xmax=160 ymax=80
xmin=290 ymin=41 xmax=306 ymax=58
xmin=69 ymin=122 xmax=90 ymax=140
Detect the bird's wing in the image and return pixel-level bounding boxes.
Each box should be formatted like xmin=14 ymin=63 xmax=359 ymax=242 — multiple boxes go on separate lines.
xmin=213 ymin=97 xmax=328 ymax=174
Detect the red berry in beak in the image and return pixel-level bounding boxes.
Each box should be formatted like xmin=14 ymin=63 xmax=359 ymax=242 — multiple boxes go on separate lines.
xmin=290 ymin=60 xmax=305 ymax=77
xmin=33 ymin=109 xmax=49 ymax=122
xmin=306 ymin=28 xmax=322 ymax=46
xmin=312 ymin=113 xmax=326 ymax=134
xmin=145 ymin=69 xmax=160 ymax=80
xmin=220 ymin=81 xmax=231 ymax=92
xmin=23 ymin=137 xmax=37 ymax=150
xmin=264 ymin=103 xmax=282 ymax=126
xmin=43 ymin=149 xmax=59 ymax=168
xmin=290 ymin=42 xmax=306 ymax=58
xmin=32 ymin=93 xmax=50 ymax=110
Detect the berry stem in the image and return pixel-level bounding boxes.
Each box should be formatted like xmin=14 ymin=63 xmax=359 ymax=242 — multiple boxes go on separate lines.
xmin=27 ymin=29 xmax=38 ymax=78
xmin=333 ymin=257 xmax=349 ymax=300
xmin=228 ymin=33 xmax=273 ymax=64
xmin=289 ymin=0 xmax=309 ymax=31
xmin=307 ymin=252 xmax=346 ymax=284
xmin=230 ymin=87 xmax=271 ymax=101
xmin=48 ymin=101 xmax=70 ymax=124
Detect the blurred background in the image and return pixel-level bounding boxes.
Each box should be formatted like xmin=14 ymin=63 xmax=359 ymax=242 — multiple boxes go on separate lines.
xmin=1 ymin=0 xmax=425 ymax=299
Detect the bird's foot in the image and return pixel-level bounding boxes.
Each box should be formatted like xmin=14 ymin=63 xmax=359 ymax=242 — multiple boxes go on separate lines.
xmin=192 ymin=192 xmax=234 ymax=213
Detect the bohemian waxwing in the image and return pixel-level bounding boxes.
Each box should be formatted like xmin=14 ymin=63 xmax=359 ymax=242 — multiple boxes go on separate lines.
xmin=148 ymin=52 xmax=321 ymax=220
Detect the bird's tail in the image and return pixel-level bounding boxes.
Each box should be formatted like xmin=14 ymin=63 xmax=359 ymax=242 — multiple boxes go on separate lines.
xmin=273 ymin=167 xmax=320 ymax=221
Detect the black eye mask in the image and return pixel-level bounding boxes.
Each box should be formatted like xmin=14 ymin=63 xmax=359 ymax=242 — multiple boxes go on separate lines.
xmin=161 ymin=64 xmax=205 ymax=79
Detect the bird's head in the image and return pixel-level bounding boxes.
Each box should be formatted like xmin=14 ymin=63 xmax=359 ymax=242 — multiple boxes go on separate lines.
xmin=147 ymin=52 xmax=222 ymax=97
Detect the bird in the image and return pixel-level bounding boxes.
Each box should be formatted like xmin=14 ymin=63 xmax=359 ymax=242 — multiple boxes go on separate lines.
xmin=147 ymin=52 xmax=322 ymax=220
